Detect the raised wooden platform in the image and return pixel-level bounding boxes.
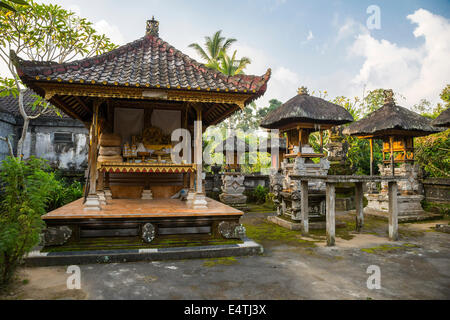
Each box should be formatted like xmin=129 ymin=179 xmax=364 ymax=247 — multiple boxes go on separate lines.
xmin=43 ymin=198 xmax=244 ymax=243
xmin=43 ymin=198 xmax=242 ymax=220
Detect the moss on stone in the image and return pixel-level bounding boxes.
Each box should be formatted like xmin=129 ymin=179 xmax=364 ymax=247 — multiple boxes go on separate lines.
xmin=361 ymin=243 xmax=419 ymax=254
xmin=203 ymin=257 xmax=238 ymax=267
xmin=244 ymin=221 xmax=318 ymax=247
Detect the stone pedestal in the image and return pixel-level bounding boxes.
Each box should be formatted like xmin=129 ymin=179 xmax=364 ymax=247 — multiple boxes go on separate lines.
xmin=219 ymin=173 xmax=247 ymax=210
xmin=186 ymin=190 xmax=196 ymax=204
xmin=104 ymin=188 xmax=112 ymax=201
xmin=275 ymin=155 xmax=328 ymax=222
xmin=84 ymin=194 xmax=101 ymax=211
xmin=97 ymin=191 xmax=107 ymax=205
xmin=141 ymin=189 xmax=153 ymax=200
xmin=366 ymin=163 xmax=427 ymax=219
xmin=193 ymin=193 xmax=208 ymax=209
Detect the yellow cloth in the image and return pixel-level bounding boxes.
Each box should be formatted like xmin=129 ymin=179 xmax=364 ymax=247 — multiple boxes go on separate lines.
xmin=144 ymin=144 xmax=172 ymax=151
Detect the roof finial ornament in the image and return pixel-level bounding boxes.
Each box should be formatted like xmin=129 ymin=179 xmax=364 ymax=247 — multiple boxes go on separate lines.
xmin=146 ymin=16 xmax=159 ymax=37
xmin=383 ymin=89 xmax=395 ymax=105
xmin=297 ymin=86 xmax=308 ymax=96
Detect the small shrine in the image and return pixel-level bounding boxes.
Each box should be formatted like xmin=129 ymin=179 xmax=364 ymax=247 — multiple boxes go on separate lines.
xmin=343 ymin=90 xmax=442 ymax=219
xmin=260 ymin=87 xmax=354 ymax=224
xmin=432 ymin=108 xmax=450 ymax=128
xmin=215 ymin=135 xmax=250 ymax=210
xmin=13 ymin=17 xmax=270 ymax=246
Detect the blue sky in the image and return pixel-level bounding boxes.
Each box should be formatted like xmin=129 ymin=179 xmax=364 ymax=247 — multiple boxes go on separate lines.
xmin=5 ymin=0 xmax=450 ymax=109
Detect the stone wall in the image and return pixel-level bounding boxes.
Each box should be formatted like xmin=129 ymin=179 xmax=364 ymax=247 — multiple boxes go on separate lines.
xmin=205 ymin=173 xmax=270 ymax=193
xmin=0 ymin=111 xmax=16 ymax=160
xmin=422 ymin=178 xmax=450 ymax=207
xmin=0 ymin=111 xmax=88 ymax=175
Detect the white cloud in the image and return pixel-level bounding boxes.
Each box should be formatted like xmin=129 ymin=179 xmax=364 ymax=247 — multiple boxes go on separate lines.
xmin=348 ymin=9 xmax=450 ymax=107
xmin=301 ymin=30 xmax=314 ymax=45
xmin=94 ymin=20 xmax=126 ymax=46
xmin=336 ymin=18 xmax=368 ymax=42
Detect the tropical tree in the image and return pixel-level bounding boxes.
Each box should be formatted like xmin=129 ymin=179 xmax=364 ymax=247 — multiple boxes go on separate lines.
xmin=216 ymin=50 xmax=251 ymax=76
xmin=0 ymin=0 xmax=27 ymax=12
xmin=189 ymin=30 xmax=236 ymax=69
xmin=0 ymin=0 xmax=117 ymax=157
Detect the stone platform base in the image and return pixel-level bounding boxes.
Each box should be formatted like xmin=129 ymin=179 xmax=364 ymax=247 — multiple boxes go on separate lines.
xmin=435 ymin=224 xmax=450 ymax=233
xmin=267 ymin=215 xmax=346 ymax=231
xmin=366 ymin=193 xmax=425 ymax=216
xmin=364 ymin=207 xmax=443 ymax=223
xmin=24 ymin=239 xmax=263 ymax=267
xmin=219 ymin=193 xmax=248 ymax=211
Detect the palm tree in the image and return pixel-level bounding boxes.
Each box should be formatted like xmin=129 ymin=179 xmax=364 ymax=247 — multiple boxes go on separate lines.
xmin=189 ymin=30 xmax=236 ymax=69
xmin=217 ymin=50 xmax=251 ymax=76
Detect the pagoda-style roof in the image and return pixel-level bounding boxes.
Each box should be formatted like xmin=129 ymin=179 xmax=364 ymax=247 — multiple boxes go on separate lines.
xmin=12 ymin=18 xmax=271 ymax=126
xmin=260 ymin=87 xmax=354 ymax=130
xmin=343 ymin=91 xmax=442 ymax=138
xmin=432 ymin=108 xmax=450 ymax=128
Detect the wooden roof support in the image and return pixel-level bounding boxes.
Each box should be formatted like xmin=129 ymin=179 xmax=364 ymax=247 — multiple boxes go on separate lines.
xmin=73 ymin=96 xmax=92 ymax=116
xmin=50 ymin=96 xmax=84 ymax=122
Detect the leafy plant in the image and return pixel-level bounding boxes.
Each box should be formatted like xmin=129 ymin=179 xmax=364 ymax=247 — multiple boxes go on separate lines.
xmin=0 ymin=156 xmax=54 ymax=288
xmin=415 ymin=130 xmax=450 ymax=178
xmin=0 ymin=1 xmax=117 ymax=157
xmin=46 ymin=178 xmax=83 ymax=212
xmin=252 ymin=185 xmax=269 ymax=205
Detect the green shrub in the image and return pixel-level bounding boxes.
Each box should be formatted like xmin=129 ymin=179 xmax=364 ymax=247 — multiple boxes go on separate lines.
xmin=46 ymin=178 xmax=83 ymax=212
xmin=253 ymin=185 xmax=269 ymax=205
xmin=0 ymin=157 xmax=54 ymax=288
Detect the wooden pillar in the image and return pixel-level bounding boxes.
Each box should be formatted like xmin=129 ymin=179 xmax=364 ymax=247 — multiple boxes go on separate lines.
xmin=97 ymin=170 xmax=104 ymax=191
xmin=388 ymin=181 xmax=399 ymax=241
xmin=326 ymin=182 xmax=336 ymax=246
xmin=369 ymin=139 xmax=374 ymax=176
xmin=390 ymin=136 xmax=395 ymax=176
xmin=319 ymin=130 xmax=323 ymax=154
xmin=355 ymin=182 xmax=364 ymax=232
xmin=194 ymin=105 xmax=203 ymax=194
xmin=298 ymin=128 xmax=302 ymax=155
xmin=84 ymin=101 xmax=102 ymax=210
xmin=300 ymin=180 xmax=309 ymax=233
xmin=88 ymin=101 xmax=100 ymax=196
xmin=105 ymin=172 xmax=110 ymax=189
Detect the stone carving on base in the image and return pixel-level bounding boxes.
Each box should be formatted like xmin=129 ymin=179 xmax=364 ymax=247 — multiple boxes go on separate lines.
xmin=193 ymin=193 xmax=208 ymax=209
xmin=97 ymin=191 xmax=107 ymax=205
xmin=41 ymin=226 xmax=72 ymax=246
xmin=366 ymin=163 xmax=425 ymax=216
xmin=219 ymin=173 xmax=247 ymax=209
xmin=141 ymin=223 xmax=156 ymax=243
xmin=104 ymin=188 xmax=112 ymax=201
xmin=218 ymin=221 xmax=246 ymax=239
xmin=84 ymin=195 xmax=101 ymax=211
xmin=273 ymin=155 xmax=329 ymax=222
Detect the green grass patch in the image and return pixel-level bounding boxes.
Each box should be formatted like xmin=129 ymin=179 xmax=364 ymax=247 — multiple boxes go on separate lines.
xmin=203 ymin=257 xmax=238 ymax=267
xmin=243 ymin=220 xmax=317 ymax=247
xmin=246 ymin=203 xmax=276 ymax=213
xmin=361 ymin=243 xmax=419 ymax=254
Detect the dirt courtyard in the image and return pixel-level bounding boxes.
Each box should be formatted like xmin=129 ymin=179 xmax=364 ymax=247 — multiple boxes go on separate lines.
xmin=2 ymin=211 xmax=449 ymax=300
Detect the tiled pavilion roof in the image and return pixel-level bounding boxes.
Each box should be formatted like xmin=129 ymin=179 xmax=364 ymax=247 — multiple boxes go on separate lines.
xmin=12 ymin=22 xmax=271 ymax=127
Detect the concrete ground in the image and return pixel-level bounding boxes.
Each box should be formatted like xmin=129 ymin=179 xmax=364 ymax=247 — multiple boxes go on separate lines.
xmin=3 ymin=211 xmax=450 ymax=300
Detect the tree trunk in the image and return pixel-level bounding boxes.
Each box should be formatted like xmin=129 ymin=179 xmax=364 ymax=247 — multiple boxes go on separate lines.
xmin=16 ymin=117 xmax=29 ymax=158
xmin=15 ymin=88 xmax=29 ymax=157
